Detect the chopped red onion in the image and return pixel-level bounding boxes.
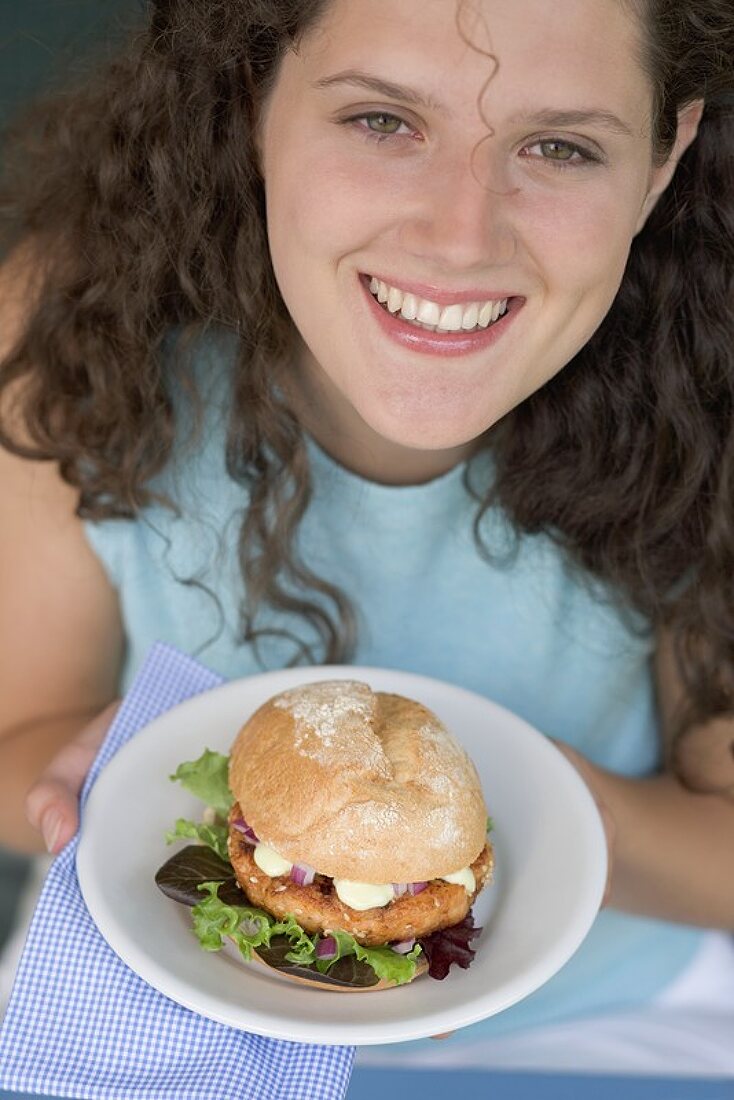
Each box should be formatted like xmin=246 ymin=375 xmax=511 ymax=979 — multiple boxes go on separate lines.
xmin=316 ymin=935 xmax=337 ymax=959
xmin=290 ymin=862 xmax=316 ymax=887
xmin=393 ymin=881 xmax=429 ymax=897
xmin=391 ymin=938 xmax=416 ymax=954
xmin=232 ymin=817 xmax=259 ymax=844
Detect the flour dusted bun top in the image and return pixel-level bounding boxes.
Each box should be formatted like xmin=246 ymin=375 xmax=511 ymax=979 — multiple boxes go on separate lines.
xmin=228 ymin=680 xmax=488 ymax=884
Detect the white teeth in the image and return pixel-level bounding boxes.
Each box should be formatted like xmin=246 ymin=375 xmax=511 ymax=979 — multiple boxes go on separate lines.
xmin=416 ymin=298 xmax=441 ymax=326
xmin=438 ymin=303 xmax=465 ymax=332
xmin=367 ymin=276 xmax=508 ymax=333
xmin=400 ymin=293 xmax=418 ymax=321
xmin=387 ymin=285 xmax=403 ymax=314
xmin=461 ymin=303 xmax=479 ymax=330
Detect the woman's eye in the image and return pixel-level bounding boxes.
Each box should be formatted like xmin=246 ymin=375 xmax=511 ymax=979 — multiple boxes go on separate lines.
xmin=364 ymin=112 xmax=405 ymax=135
xmin=524 ymin=139 xmax=599 ymax=168
xmin=343 ymin=112 xmax=416 ymax=143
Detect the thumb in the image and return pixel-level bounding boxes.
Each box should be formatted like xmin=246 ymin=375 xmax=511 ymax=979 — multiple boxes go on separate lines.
xmin=25 ymin=701 xmax=120 ymax=854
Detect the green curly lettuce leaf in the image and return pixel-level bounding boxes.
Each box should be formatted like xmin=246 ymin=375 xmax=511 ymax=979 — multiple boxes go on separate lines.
xmin=165 ymin=817 xmax=230 ymax=861
xmin=188 ymin=881 xmax=420 ymax=983
xmin=191 ymin=881 xmax=318 ymax=963
xmin=169 ymin=749 xmax=233 ymax=817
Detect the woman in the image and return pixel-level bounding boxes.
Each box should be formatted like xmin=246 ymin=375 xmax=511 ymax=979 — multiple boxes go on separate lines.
xmin=0 ymin=0 xmax=732 ymax=1077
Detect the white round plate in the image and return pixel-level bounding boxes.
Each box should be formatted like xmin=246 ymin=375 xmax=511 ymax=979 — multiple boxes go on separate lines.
xmin=77 ymin=665 xmax=607 ymax=1046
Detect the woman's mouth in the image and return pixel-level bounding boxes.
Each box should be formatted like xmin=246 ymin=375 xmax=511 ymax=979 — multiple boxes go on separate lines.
xmin=360 ymin=274 xmax=523 ymax=357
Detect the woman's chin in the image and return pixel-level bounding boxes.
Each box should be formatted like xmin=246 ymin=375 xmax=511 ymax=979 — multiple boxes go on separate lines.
xmin=357 ymin=403 xmax=495 ymax=458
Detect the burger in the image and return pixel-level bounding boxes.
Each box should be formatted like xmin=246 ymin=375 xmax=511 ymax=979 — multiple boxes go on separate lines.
xmin=156 ymin=680 xmax=494 ymax=990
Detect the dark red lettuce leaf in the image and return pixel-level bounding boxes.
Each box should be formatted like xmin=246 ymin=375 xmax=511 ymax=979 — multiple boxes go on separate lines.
xmin=418 ymin=912 xmax=482 ymax=980
xmin=155 ymin=844 xmax=244 ymax=906
xmin=257 ymin=936 xmax=381 ymax=988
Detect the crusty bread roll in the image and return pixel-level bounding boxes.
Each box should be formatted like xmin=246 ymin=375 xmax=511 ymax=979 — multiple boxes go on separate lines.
xmin=228 ymin=680 xmax=488 ymax=883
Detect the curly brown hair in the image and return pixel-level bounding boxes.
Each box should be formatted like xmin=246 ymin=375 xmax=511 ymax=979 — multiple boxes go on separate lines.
xmin=0 ymin=1 xmax=732 ymax=784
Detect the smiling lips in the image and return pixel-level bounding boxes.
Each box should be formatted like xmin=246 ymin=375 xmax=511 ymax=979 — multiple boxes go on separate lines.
xmin=368 ymin=276 xmax=509 ymax=334
xmin=362 ymin=273 xmax=520 ymax=356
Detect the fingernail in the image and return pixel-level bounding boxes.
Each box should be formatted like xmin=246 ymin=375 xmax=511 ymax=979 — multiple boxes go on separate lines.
xmin=42 ymin=810 xmax=62 ymax=854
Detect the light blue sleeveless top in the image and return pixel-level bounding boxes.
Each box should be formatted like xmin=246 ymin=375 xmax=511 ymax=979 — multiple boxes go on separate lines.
xmin=84 ymin=331 xmax=702 ymax=1041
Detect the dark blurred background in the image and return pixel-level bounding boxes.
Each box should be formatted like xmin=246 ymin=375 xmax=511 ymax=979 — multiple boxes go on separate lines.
xmin=0 ymin=1 xmax=140 ymax=139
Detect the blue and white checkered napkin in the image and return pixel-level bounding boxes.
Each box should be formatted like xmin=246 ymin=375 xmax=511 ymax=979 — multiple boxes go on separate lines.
xmin=0 ymin=642 xmax=356 ymax=1100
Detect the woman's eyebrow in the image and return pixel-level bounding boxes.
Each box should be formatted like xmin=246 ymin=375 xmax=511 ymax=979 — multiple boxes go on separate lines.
xmin=507 ymin=108 xmax=636 ymax=137
xmin=312 ymin=69 xmax=447 ymax=114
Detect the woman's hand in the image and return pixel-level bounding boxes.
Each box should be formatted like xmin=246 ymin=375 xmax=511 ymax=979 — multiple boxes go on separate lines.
xmin=25 ymin=701 xmax=120 ymax=854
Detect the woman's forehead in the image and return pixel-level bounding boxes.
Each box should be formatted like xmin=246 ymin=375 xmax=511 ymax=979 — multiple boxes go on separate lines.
xmin=294 ymin=0 xmax=650 ymax=125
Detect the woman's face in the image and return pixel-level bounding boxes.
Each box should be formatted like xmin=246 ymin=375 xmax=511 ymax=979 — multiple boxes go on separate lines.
xmin=260 ymin=0 xmax=697 ymax=481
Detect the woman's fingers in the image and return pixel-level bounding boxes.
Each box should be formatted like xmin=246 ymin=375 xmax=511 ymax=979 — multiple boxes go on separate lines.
xmin=25 ymin=701 xmax=120 ymax=853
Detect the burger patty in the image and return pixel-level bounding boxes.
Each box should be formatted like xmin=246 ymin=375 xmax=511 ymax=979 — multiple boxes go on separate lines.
xmin=227 ymin=806 xmax=494 ymax=947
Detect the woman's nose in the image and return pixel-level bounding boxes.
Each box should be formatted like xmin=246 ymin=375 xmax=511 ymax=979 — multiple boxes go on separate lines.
xmin=399 ymin=153 xmax=517 ymax=273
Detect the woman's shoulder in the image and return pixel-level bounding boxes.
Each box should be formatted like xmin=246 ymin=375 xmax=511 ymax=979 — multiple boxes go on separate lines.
xmin=0 ymin=244 xmax=124 ymax=730
xmin=0 ymin=241 xmax=44 ymax=392
xmin=0 ymin=240 xmax=104 ymax=545
xmin=0 ymin=242 xmax=67 ymax=474
xmin=81 ymin=324 xmax=243 ymax=570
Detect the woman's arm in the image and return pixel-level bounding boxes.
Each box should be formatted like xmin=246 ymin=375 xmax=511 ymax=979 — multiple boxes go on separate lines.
xmin=562 ymin=630 xmax=734 ymax=929
xmin=0 ymin=247 xmax=125 ymax=853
